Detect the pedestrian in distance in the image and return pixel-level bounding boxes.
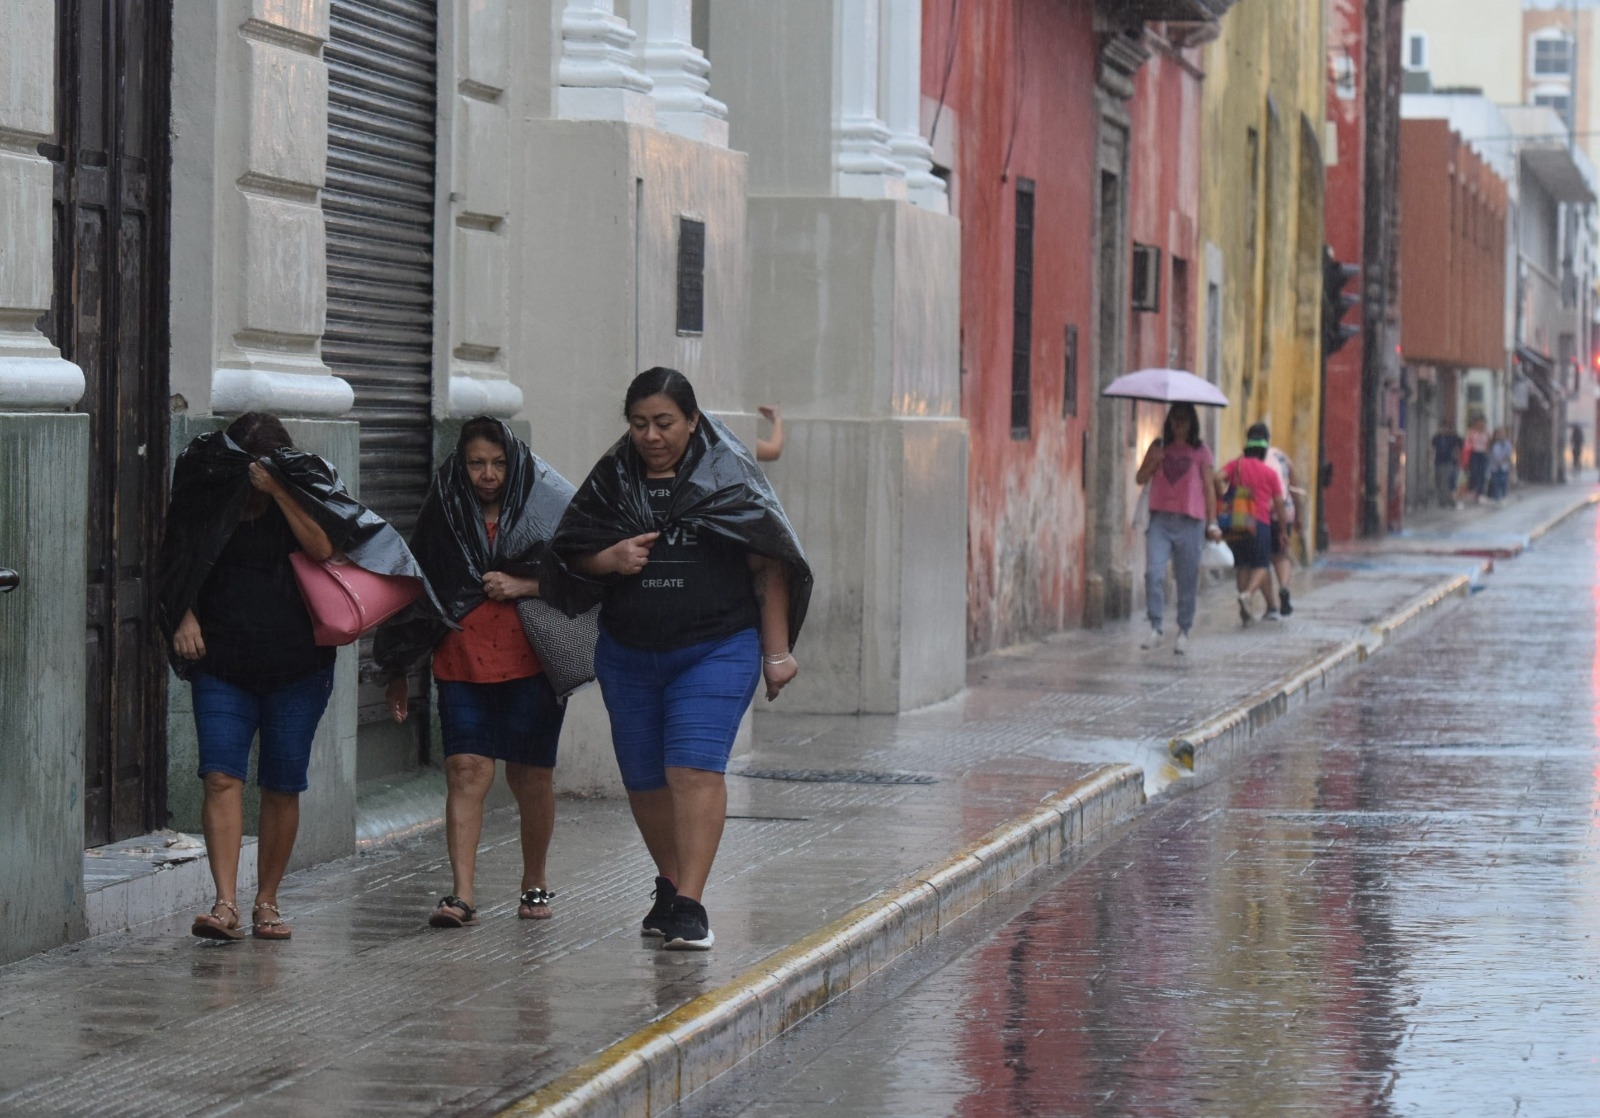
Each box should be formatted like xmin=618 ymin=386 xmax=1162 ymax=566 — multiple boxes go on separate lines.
xmin=1489 ymin=427 xmax=1513 ymax=502
xmin=1432 ymin=421 xmax=1462 ymax=509
xmin=1216 ymin=422 xmax=1287 ymax=625
xmin=1263 ymin=441 xmax=1302 ymax=620
xmin=1464 ymin=416 xmax=1491 ymax=503
xmin=1134 ymin=402 xmax=1222 ymax=656
xmin=375 ymin=417 xmax=575 ymax=929
xmin=159 ymin=413 xmax=428 ymax=942
xmin=550 ymin=367 xmax=812 ymax=951
xmin=1572 ymin=424 xmax=1585 ymax=479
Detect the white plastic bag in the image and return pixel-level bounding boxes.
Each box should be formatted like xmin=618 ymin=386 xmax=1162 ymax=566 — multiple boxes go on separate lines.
xmin=1200 ymin=538 xmax=1234 ymax=570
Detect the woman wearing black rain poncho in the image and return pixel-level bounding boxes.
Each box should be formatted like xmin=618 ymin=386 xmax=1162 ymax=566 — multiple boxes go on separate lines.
xmin=159 ymin=412 xmax=436 ymax=942
xmin=549 ymin=367 xmax=812 ymax=951
xmin=374 ymin=417 xmax=578 ymax=928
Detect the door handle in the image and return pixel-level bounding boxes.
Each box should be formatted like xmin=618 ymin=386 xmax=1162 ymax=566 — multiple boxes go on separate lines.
xmin=0 ymin=569 xmax=18 ymax=593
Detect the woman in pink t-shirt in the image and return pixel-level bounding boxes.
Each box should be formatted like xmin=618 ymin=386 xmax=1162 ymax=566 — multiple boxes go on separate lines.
xmin=1135 ymin=403 xmax=1222 ymax=655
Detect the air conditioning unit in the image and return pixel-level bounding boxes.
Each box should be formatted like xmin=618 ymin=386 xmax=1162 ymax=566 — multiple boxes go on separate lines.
xmin=1131 ymin=243 xmax=1162 ymax=313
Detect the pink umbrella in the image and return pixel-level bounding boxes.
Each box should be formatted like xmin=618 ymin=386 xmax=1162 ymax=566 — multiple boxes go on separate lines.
xmin=1102 ymin=368 xmax=1229 ymax=407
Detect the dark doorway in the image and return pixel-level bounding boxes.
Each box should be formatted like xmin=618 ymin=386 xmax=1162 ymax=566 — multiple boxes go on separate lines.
xmin=40 ymin=0 xmax=172 ymax=846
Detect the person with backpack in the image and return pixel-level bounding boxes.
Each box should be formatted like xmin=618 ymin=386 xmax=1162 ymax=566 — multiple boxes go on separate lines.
xmin=1216 ymin=423 xmax=1287 ymax=626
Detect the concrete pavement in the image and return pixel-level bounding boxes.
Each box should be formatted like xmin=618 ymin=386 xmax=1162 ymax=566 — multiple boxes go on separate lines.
xmin=0 ymin=484 xmax=1590 ymax=1118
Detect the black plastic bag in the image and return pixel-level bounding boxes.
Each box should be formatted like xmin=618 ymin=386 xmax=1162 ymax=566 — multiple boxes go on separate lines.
xmin=373 ymin=419 xmax=576 ymax=678
xmin=157 ymin=430 xmax=441 ymax=679
xmin=549 ymin=414 xmax=812 ymax=646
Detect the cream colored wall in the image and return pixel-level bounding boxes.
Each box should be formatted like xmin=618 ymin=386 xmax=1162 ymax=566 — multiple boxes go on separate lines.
xmin=1403 ymin=0 xmax=1524 ymax=102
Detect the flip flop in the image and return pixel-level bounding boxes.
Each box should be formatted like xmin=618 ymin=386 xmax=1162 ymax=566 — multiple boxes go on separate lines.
xmin=251 ymin=902 xmax=291 ymax=941
xmin=191 ymin=899 xmax=246 ymax=941
xmin=428 ymin=895 xmax=477 ymax=928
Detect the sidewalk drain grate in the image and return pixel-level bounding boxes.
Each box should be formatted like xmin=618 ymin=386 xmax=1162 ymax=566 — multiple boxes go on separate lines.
xmin=733 ymin=768 xmax=937 ymax=785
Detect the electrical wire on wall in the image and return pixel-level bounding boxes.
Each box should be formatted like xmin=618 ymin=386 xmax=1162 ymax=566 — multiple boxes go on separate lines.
xmin=927 ymin=0 xmax=961 ymax=147
xmin=1001 ymin=0 xmax=1025 ymax=182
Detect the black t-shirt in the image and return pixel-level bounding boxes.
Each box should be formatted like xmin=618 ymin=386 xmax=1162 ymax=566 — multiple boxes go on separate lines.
xmin=600 ymin=478 xmax=760 ymax=651
xmin=194 ymin=503 xmax=335 ymax=691
xmin=1433 ymin=433 xmax=1462 ymax=466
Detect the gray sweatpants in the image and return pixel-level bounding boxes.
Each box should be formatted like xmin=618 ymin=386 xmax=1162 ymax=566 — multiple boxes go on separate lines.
xmin=1146 ymin=510 xmax=1204 ymax=634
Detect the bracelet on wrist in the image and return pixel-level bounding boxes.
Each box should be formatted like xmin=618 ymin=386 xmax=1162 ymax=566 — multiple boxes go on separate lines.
xmin=763 ymin=653 xmax=794 ymax=665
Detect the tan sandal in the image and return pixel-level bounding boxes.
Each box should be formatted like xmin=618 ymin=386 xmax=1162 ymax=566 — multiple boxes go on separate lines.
xmin=191 ymin=899 xmax=245 ymax=941
xmin=251 ymin=902 xmax=291 ymax=941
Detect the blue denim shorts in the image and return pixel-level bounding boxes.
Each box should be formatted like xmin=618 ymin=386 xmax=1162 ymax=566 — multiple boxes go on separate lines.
xmin=192 ymin=665 xmax=335 ymax=794
xmin=594 ymin=627 xmax=762 ymax=792
xmin=436 ymin=673 xmax=565 ymax=768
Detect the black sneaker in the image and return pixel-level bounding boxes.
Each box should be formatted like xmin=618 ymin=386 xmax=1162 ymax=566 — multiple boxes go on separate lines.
xmin=1279 ymin=588 xmax=1293 ymax=617
xmin=662 ymin=896 xmax=714 ymax=951
xmin=641 ymin=876 xmax=677 ymax=938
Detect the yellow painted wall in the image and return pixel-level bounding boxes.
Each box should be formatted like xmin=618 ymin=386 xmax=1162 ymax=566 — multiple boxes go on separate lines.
xmin=1198 ymin=0 xmax=1326 ymax=548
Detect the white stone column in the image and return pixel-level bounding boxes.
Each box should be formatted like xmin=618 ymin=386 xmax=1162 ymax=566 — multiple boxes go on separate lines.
xmin=186 ymin=0 xmax=352 ymax=417
xmin=629 ymin=0 xmax=728 ymax=146
xmin=0 ymin=1 xmax=84 ymax=410
xmin=878 ymin=0 xmax=947 ymax=213
xmin=445 ymin=0 xmax=522 ymax=418
xmin=557 ymin=0 xmax=656 ymax=126
xmin=834 ymin=0 xmax=905 ymax=199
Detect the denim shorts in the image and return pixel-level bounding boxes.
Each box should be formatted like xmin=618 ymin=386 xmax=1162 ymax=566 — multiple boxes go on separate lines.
xmin=436 ymin=673 xmax=565 ymax=768
xmin=594 ymin=627 xmax=762 ymax=792
xmin=1228 ymin=521 xmax=1274 ymax=570
xmin=192 ymin=664 xmax=335 ymax=794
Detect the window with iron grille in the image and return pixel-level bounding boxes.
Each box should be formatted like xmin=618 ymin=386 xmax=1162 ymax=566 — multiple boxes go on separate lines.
xmin=1012 ymin=179 xmax=1035 ymax=439
xmin=676 ymin=217 xmax=706 ymax=335
xmin=1131 ymin=243 xmax=1162 ymax=313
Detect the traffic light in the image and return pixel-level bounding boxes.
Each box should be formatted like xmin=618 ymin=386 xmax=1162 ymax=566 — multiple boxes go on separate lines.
xmin=1322 ymin=246 xmax=1361 ymax=358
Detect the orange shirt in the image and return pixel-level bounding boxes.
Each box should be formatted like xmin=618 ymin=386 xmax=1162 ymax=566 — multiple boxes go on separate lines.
xmin=431 ymin=523 xmax=543 ymax=683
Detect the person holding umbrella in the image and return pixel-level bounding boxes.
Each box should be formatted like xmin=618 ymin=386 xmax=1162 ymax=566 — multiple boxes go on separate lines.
xmin=1104 ymin=368 xmax=1228 ymax=655
xmin=1135 ymin=403 xmax=1222 ymax=654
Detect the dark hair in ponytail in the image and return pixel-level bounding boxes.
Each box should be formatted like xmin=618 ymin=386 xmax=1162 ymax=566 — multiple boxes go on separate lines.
xmin=623 ymin=367 xmax=699 ymax=421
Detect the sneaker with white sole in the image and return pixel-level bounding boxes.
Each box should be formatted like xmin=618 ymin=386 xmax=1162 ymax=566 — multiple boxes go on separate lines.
xmin=1173 ymin=631 xmax=1189 ymax=655
xmin=662 ymin=896 xmax=714 ymax=950
xmin=641 ymin=876 xmax=676 ymax=938
xmin=1139 ymin=625 xmax=1165 ymax=651
xmin=1237 ymin=592 xmax=1254 ymax=625
xmin=1265 ymin=609 xmax=1281 ymax=621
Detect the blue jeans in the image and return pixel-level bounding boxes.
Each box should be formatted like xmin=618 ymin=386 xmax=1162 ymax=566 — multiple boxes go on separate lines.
xmin=594 ymin=627 xmax=762 ymax=792
xmin=436 ymin=674 xmax=565 ymax=767
xmin=1146 ymin=511 xmax=1204 ymax=634
xmin=191 ymin=665 xmax=335 ymax=794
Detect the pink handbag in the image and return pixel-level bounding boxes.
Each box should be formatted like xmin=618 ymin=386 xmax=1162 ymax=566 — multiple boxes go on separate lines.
xmin=289 ymin=551 xmax=424 ymax=646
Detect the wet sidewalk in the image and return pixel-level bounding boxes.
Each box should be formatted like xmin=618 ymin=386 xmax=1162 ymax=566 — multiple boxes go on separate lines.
xmin=0 ymin=485 xmax=1592 ymax=1118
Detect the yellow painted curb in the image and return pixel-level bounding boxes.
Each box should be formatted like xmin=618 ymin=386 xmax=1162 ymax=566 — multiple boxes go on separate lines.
xmin=498 ymin=763 xmax=1143 ymax=1118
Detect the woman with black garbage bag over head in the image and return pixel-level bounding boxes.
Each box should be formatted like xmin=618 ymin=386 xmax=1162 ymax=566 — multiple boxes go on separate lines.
xmin=374 ymin=417 xmax=578 ymax=928
xmin=159 ymin=412 xmax=434 ymax=941
xmin=549 ymin=368 xmax=812 ymax=951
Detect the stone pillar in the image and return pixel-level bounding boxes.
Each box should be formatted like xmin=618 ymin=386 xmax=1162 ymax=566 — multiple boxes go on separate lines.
xmin=712 ymin=0 xmax=964 ymax=714
xmin=629 ymin=0 xmax=728 ymax=146
xmin=834 ymin=0 xmax=906 ymax=199
xmin=169 ymin=0 xmax=352 ymax=418
xmin=878 ymin=0 xmax=946 ymax=212
xmin=557 ymin=0 xmax=656 ymax=125
xmin=443 ymin=0 xmax=522 ymax=418
xmin=0 ymin=1 xmax=90 ymax=964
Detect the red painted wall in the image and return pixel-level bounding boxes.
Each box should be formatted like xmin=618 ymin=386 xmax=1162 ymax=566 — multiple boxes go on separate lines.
xmin=1322 ymin=0 xmax=1367 ymax=543
xmin=925 ymin=0 xmax=1100 ymax=652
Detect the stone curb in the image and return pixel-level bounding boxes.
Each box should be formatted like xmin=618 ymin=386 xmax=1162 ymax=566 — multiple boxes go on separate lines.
xmin=1168 ymin=570 xmax=1477 ymax=773
xmin=1525 ymin=490 xmax=1600 ymax=546
xmin=498 ymin=764 xmax=1145 ymax=1118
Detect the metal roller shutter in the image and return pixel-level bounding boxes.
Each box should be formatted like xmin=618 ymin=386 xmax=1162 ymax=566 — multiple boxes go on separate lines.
xmin=324 ymin=0 xmax=437 ymax=540
xmin=324 ymin=0 xmax=437 ymax=725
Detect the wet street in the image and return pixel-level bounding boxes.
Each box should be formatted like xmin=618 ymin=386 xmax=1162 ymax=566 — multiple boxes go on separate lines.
xmin=679 ymin=512 xmax=1600 ymax=1118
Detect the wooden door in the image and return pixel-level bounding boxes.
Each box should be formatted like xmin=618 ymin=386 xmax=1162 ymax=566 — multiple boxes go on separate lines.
xmin=41 ymin=0 xmax=172 ymax=846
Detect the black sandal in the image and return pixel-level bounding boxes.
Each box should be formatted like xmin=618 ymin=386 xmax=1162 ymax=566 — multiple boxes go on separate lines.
xmin=518 ymin=887 xmax=554 ymax=921
xmin=428 ymin=895 xmax=477 ymax=928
